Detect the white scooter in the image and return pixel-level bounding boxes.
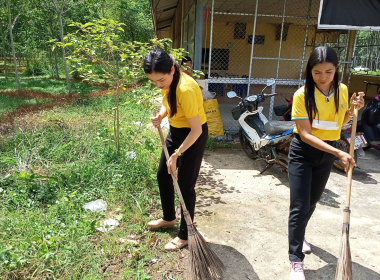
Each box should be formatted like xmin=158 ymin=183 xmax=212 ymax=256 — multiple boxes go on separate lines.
xmin=228 ymin=79 xmax=295 ymax=173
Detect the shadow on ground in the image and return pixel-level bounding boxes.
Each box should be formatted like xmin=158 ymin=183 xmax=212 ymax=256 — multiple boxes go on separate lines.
xmin=195 ymin=162 xmax=240 ymax=217
xmin=306 ymin=244 xmax=380 ymax=280
xmin=209 ymin=243 xmax=259 ymax=280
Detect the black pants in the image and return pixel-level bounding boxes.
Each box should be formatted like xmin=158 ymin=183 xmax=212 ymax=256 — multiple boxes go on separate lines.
xmin=288 ymin=134 xmax=336 ymax=262
xmin=157 ymin=123 xmax=208 ymax=240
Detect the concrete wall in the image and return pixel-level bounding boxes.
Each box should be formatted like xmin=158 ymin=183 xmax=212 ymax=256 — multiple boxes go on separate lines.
xmin=349 ymin=74 xmax=380 ymax=99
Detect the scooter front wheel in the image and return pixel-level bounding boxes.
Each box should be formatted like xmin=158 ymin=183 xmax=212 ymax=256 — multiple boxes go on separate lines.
xmin=239 ymin=129 xmax=258 ymax=159
xmin=333 ymin=138 xmax=358 ymax=172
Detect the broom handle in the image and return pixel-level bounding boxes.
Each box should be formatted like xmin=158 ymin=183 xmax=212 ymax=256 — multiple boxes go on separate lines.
xmin=345 ymin=106 xmax=358 ymax=210
xmin=156 ymin=123 xmax=189 ymax=214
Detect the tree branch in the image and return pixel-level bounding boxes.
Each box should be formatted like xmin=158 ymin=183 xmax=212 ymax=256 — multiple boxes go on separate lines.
xmin=11 ymin=13 xmax=20 ymax=29
xmin=60 ymin=0 xmax=66 ymax=13
xmin=10 ymin=0 xmax=29 ymax=29
xmin=51 ymin=0 xmax=60 ymax=13
xmin=63 ymin=0 xmax=86 ymax=14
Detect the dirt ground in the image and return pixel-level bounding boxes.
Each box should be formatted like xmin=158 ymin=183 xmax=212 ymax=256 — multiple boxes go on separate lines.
xmin=192 ymin=147 xmax=380 ymax=280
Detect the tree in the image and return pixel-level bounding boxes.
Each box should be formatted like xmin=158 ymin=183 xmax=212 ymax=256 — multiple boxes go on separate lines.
xmin=102 ymin=0 xmax=154 ymax=42
xmin=5 ymin=0 xmax=26 ymax=90
xmin=0 ymin=4 xmax=8 ymax=79
xmin=57 ymin=19 xmax=184 ymax=154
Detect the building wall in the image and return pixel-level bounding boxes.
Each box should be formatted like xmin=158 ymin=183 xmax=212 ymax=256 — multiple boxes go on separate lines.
xmin=157 ymin=29 xmax=171 ymax=40
xmin=202 ymin=19 xmax=317 ymax=79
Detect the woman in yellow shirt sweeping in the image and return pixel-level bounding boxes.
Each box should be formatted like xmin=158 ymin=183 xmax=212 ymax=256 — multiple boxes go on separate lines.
xmin=143 ymin=49 xmax=208 ymax=250
xmin=288 ymin=46 xmax=364 ymax=280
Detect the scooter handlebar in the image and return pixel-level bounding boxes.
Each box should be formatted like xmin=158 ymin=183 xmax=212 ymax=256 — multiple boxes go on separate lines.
xmin=263 ymin=93 xmax=278 ymax=98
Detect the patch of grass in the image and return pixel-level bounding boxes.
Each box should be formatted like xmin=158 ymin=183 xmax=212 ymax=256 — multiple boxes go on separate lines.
xmin=0 ymin=95 xmax=51 ymax=116
xmin=206 ymin=137 xmax=234 ymax=151
xmin=0 ymin=78 xmax=100 ymax=95
xmin=0 ymin=91 xmax=182 ymax=279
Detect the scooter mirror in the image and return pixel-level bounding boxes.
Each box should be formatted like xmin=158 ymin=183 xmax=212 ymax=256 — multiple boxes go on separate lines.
xmin=266 ymin=78 xmax=275 ymax=87
xmin=227 ymin=91 xmax=237 ymax=98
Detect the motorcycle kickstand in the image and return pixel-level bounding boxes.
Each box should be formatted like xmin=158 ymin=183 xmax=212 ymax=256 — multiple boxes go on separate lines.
xmin=259 ymin=157 xmax=276 ymax=174
xmin=260 ymin=163 xmax=274 ymax=174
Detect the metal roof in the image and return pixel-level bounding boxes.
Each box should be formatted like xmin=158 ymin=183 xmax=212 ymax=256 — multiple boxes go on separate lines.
xmin=150 ymin=0 xmax=179 ymax=31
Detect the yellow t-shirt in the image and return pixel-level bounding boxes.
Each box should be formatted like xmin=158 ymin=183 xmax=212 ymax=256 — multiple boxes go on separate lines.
xmin=292 ymin=83 xmax=349 ymax=141
xmin=161 ymin=72 xmax=207 ymax=128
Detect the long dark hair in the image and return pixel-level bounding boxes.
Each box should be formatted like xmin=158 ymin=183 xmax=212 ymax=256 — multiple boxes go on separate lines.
xmin=304 ymin=46 xmax=340 ymax=124
xmin=143 ymin=49 xmax=180 ymax=118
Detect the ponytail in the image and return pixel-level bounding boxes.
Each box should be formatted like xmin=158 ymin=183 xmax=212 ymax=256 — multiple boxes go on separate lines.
xmin=168 ymin=64 xmax=180 ymax=117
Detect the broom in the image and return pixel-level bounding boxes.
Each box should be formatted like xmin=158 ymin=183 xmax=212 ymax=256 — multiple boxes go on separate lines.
xmin=156 ymin=123 xmax=225 ymax=280
xmin=335 ymin=106 xmax=358 ymax=280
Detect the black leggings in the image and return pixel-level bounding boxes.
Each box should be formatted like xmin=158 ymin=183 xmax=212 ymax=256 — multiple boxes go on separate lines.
xmin=157 ymin=123 xmax=208 ymax=240
xmin=288 ymin=134 xmax=336 ymax=262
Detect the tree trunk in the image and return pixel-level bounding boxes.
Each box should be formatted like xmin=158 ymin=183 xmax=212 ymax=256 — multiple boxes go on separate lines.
xmin=49 ymin=19 xmax=59 ymax=78
xmin=114 ymin=82 xmax=121 ymax=155
xmin=101 ymin=2 xmax=105 ymax=17
xmin=58 ymin=12 xmax=72 ymax=94
xmin=0 ymin=20 xmax=8 ymax=80
xmin=6 ymin=0 xmax=21 ymax=90
xmin=129 ymin=23 xmax=135 ymax=41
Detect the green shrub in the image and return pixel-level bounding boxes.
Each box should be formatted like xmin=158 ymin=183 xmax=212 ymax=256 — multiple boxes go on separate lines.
xmin=25 ymin=52 xmax=48 ymax=76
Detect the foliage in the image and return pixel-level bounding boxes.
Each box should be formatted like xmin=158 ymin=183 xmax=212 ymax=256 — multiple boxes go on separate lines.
xmin=352 ymin=69 xmax=380 ymax=76
xmin=24 ymin=52 xmax=49 ymax=76
xmin=54 ymin=18 xmax=189 ymax=154
xmin=0 ymin=78 xmax=100 ymax=94
xmin=0 ymin=0 xmax=155 ymax=90
xmin=102 ymin=0 xmax=154 ymax=42
xmin=353 ymin=31 xmax=380 ymax=74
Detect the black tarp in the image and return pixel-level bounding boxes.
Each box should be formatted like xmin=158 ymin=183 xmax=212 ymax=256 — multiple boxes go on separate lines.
xmin=318 ymin=0 xmax=380 ymax=30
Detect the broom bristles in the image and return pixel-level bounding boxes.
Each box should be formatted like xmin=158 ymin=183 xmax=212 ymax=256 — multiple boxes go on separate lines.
xmin=335 ymin=232 xmax=352 ymax=280
xmin=186 ymin=224 xmax=225 ymax=280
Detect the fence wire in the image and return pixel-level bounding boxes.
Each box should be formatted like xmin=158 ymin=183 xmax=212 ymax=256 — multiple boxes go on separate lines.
xmin=203 ymin=0 xmax=357 ymax=133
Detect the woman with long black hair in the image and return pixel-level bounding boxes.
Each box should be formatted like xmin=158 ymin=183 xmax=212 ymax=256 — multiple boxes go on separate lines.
xmin=288 ymin=46 xmax=365 ymax=279
xmin=143 ymin=49 xmax=208 ymax=250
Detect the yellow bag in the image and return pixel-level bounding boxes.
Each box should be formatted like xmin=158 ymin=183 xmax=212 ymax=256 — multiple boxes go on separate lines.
xmin=203 ymin=99 xmax=224 ymax=137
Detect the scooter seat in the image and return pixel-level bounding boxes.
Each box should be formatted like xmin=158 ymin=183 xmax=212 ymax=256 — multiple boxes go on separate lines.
xmin=264 ymin=121 xmax=295 ymax=135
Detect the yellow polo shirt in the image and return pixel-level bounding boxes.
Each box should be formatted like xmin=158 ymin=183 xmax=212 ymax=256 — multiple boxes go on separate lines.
xmin=292 ymin=83 xmax=349 ymax=141
xmin=161 ymin=72 xmax=207 ymax=128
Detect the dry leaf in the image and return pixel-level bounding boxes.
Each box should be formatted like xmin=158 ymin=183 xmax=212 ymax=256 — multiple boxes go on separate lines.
xmin=149 ymin=232 xmax=157 ymax=246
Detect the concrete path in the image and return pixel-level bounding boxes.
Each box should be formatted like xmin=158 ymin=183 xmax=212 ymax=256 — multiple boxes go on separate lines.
xmin=195 ymin=148 xmax=380 ymax=280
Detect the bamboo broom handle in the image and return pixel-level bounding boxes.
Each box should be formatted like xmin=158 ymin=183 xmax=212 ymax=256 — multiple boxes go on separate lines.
xmin=345 ymin=106 xmax=358 ymax=211
xmin=156 ymin=124 xmax=189 ymax=214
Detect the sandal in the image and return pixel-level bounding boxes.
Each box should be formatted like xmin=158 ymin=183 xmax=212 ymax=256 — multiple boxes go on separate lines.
xmin=164 ymin=237 xmax=188 ymax=251
xmin=147 ymin=218 xmax=176 ymax=230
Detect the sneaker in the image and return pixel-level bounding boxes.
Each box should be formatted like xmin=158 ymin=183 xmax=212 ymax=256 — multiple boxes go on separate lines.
xmin=147 ymin=218 xmax=176 ymax=229
xmin=302 ymin=238 xmax=311 ymax=254
xmin=290 ymin=262 xmax=305 ymax=280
